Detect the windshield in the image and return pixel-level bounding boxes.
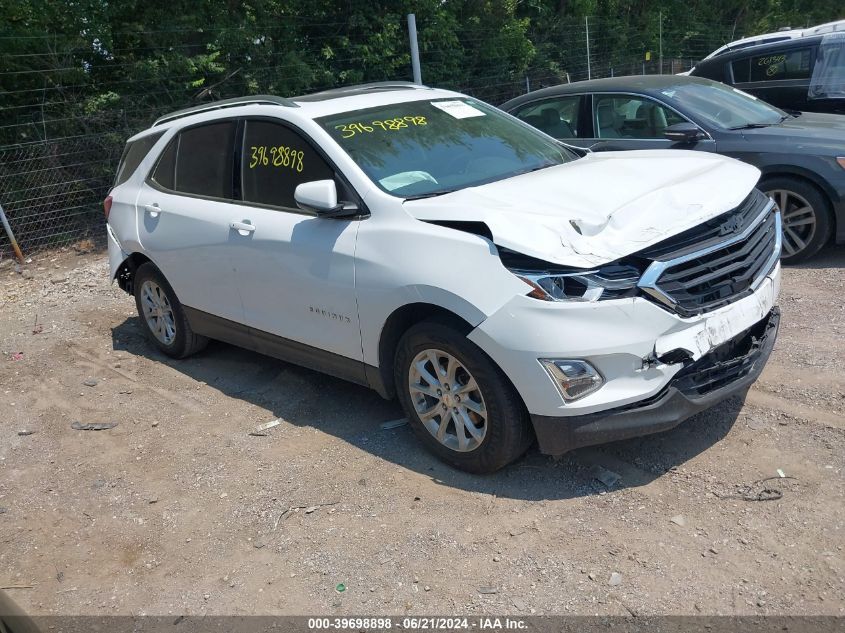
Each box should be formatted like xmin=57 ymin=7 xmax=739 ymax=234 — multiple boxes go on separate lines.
xmin=657 ymin=81 xmax=787 ymax=129
xmin=318 ymin=98 xmax=573 ymax=198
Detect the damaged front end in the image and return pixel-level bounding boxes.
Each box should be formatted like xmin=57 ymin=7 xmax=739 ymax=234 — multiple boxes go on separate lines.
xmin=465 ymin=188 xmax=782 ymax=453
xmin=497 ymin=188 xmax=779 ymax=320
xmin=531 ymin=307 xmax=781 ymax=455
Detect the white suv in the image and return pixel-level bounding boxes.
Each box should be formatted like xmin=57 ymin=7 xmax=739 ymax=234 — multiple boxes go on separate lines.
xmin=106 ymin=82 xmax=781 ymax=473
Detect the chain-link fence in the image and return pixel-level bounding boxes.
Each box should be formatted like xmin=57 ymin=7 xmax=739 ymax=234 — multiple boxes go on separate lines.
xmin=0 ymin=134 xmax=123 ymax=255
xmin=0 ymin=13 xmax=759 ymax=258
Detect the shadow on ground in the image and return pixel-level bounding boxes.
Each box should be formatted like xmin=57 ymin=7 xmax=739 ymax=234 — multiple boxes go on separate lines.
xmin=112 ymin=317 xmax=743 ymax=502
xmin=789 ymin=244 xmax=844 ymax=269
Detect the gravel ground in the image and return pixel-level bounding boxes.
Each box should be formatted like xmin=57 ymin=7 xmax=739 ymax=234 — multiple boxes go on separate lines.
xmin=0 ymin=246 xmax=843 ymax=616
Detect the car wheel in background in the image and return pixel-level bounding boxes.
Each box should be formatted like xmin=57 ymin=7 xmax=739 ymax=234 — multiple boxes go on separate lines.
xmin=761 ymin=176 xmax=832 ymax=263
xmin=133 ymin=262 xmax=208 ymax=358
xmin=394 ymin=320 xmax=533 ymax=474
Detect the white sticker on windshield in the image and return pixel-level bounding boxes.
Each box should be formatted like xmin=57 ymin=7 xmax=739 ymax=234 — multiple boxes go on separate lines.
xmin=379 ymin=171 xmax=438 ymax=192
xmin=431 ymin=100 xmax=486 ymax=119
xmin=733 ymin=87 xmax=758 ymax=100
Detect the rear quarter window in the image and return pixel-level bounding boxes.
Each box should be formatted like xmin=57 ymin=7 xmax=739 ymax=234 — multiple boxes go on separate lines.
xmin=114 ymin=132 xmax=164 ymax=187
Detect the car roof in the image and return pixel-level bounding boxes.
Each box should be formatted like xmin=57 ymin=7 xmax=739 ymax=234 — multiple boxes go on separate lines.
xmin=700 ymin=19 xmax=845 ymax=62
xmin=500 ymin=75 xmax=716 ymax=109
xmin=136 ymin=82 xmax=462 ymax=140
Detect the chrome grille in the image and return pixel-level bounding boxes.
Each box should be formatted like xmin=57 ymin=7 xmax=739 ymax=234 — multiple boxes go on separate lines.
xmin=639 ymin=200 xmax=781 ymax=317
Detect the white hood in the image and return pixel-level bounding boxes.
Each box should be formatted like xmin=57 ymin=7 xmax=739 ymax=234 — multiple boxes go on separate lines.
xmin=404 ymin=150 xmax=761 ymax=268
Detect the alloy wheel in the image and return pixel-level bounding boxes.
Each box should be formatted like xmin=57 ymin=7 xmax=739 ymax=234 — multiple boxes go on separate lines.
xmin=408 ymin=348 xmax=488 ymax=452
xmin=140 ymin=280 xmax=177 ymax=345
xmin=766 ymin=188 xmax=817 ymax=258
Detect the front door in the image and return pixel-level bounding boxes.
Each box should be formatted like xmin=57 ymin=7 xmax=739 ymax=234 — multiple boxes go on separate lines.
xmin=231 ymin=118 xmax=363 ymax=365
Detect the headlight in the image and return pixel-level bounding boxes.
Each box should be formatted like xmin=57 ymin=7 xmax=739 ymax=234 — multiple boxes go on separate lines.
xmin=510 ymin=263 xmax=641 ymax=302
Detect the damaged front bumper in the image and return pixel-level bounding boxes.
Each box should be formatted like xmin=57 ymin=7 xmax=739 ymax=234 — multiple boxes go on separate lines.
xmin=530 ymin=307 xmax=780 ymax=455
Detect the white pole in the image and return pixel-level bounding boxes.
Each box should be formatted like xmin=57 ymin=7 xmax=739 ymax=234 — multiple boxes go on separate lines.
xmin=585 ymin=16 xmax=591 ymax=80
xmin=0 ymin=203 xmax=25 ymax=264
xmin=407 ymin=14 xmax=422 ymax=85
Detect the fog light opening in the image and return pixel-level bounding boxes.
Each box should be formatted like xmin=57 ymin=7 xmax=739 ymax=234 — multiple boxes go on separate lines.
xmin=540 ymin=359 xmax=604 ymax=402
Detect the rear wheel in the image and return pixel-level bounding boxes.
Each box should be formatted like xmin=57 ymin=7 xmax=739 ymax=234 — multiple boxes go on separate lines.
xmin=761 ymin=176 xmax=832 ymax=263
xmin=394 ymin=321 xmax=533 ymax=474
xmin=133 ymin=262 xmax=207 ymax=358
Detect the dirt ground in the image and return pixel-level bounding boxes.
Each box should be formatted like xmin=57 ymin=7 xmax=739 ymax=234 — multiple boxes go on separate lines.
xmin=0 ymin=246 xmax=843 ymax=617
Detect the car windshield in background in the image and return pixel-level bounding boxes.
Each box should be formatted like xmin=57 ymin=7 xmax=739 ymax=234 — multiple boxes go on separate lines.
xmin=318 ymin=98 xmax=572 ymax=198
xmin=658 ymin=82 xmax=787 ymax=129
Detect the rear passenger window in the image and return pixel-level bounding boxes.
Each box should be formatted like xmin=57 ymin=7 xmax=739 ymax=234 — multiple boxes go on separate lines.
xmin=114 ymin=132 xmax=164 ymax=187
xmin=169 ymin=121 xmax=236 ymax=198
xmin=241 ymin=120 xmax=335 ymax=209
xmin=513 ymin=96 xmax=581 ymax=138
xmin=749 ymin=48 xmax=813 ymax=81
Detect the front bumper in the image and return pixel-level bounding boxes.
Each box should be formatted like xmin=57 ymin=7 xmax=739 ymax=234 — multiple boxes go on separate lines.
xmin=531 ymin=307 xmax=780 ymax=455
xmin=468 ymin=264 xmax=780 ymax=417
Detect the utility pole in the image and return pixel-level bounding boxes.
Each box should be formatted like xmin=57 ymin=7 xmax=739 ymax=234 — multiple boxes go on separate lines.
xmin=407 ymin=14 xmax=422 ymax=84
xmin=658 ymin=12 xmax=664 ymax=74
xmin=585 ymin=16 xmax=591 ymax=80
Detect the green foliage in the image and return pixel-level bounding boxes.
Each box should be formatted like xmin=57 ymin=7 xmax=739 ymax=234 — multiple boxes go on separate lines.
xmin=0 ymin=0 xmax=841 ymax=144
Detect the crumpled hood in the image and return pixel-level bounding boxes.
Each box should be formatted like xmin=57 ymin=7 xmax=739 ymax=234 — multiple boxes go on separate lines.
xmin=404 ymin=149 xmax=761 ymax=268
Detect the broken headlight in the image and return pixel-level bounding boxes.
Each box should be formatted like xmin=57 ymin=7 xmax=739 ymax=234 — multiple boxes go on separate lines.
xmin=510 ymin=263 xmax=641 ymax=302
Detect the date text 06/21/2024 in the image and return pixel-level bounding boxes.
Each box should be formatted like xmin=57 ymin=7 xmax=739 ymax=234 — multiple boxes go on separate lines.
xmin=306 ymin=617 xmax=528 ymax=630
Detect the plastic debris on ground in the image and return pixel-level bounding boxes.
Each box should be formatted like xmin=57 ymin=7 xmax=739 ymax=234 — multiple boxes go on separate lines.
xmin=248 ymin=419 xmax=281 ymax=436
xmin=71 ymin=421 xmax=118 ymax=431
xmin=587 ymin=464 xmax=621 ymax=488
xmin=379 ymin=418 xmax=408 ymax=430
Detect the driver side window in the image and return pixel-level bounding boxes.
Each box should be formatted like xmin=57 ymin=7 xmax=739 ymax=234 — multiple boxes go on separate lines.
xmin=241 ymin=120 xmax=335 ymax=209
xmin=593 ymin=94 xmax=685 ymax=139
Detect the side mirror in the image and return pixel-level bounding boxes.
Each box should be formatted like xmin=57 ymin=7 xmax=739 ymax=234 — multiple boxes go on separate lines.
xmin=664 ymin=122 xmax=704 ymax=143
xmin=294 ymin=180 xmax=360 ymax=218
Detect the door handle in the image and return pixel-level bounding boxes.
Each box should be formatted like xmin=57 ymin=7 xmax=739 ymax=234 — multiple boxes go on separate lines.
xmin=144 ymin=203 xmax=162 ymax=218
xmin=230 ymin=220 xmax=256 ymax=234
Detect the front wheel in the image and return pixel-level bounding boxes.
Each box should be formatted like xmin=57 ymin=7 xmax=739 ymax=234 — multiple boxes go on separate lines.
xmin=394 ymin=321 xmax=533 ymax=474
xmin=761 ymin=176 xmax=832 ymax=263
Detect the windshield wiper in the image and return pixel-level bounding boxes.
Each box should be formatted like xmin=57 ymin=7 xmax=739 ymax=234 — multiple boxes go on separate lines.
xmin=512 ymin=161 xmax=559 ymax=177
xmin=728 ymin=121 xmax=779 ymax=130
xmin=403 ymin=189 xmax=458 ymax=201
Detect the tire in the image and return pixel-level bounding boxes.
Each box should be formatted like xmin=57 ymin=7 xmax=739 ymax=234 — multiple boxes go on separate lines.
xmin=394 ymin=320 xmax=533 ymax=474
xmin=133 ymin=262 xmax=207 ymax=358
xmin=760 ymin=176 xmax=833 ymax=264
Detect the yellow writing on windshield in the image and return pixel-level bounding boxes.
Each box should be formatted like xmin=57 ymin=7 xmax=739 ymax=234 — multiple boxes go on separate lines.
xmin=335 ymin=116 xmax=427 ymax=139
xmin=248 ymin=145 xmax=304 ymax=172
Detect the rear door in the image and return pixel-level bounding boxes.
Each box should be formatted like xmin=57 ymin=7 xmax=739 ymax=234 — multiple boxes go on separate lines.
xmin=730 ymin=45 xmax=816 ymax=111
xmin=136 ymin=120 xmax=245 ymax=324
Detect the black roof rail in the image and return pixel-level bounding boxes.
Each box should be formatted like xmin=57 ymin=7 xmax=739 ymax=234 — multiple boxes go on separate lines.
xmin=152 ymin=95 xmax=298 ymax=127
xmin=292 ymin=81 xmax=431 ymax=102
